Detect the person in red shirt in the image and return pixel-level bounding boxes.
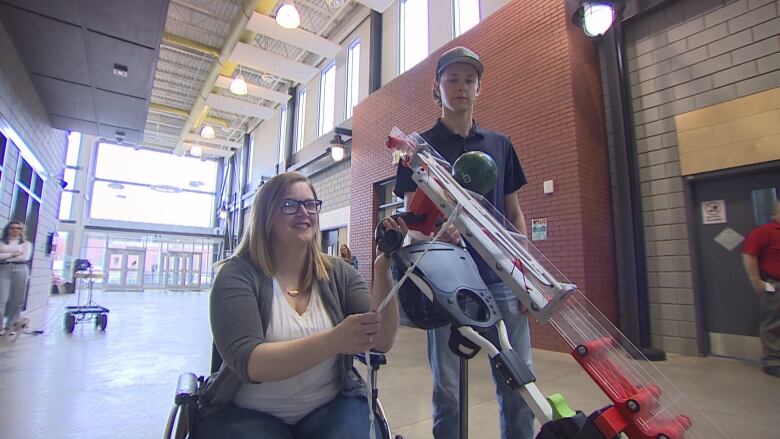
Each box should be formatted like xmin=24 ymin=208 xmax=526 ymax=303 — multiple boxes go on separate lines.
xmin=742 ymin=201 xmax=780 ymax=378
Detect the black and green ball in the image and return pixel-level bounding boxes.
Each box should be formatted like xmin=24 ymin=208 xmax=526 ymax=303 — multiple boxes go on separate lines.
xmin=452 ymin=151 xmax=498 ymax=195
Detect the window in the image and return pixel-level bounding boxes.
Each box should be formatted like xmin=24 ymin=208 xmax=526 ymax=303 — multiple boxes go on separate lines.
xmin=453 ymin=0 xmax=480 ymax=37
xmin=247 ymin=135 xmax=254 ymax=184
xmin=295 ymin=88 xmax=307 ymax=152
xmin=59 ymin=131 xmax=81 ymax=220
xmin=318 ymin=62 xmax=336 ymax=136
xmin=377 ymin=180 xmax=404 ymax=223
xmin=400 ymin=0 xmax=429 ymax=73
xmin=0 ymin=132 xmax=7 ymax=188
xmin=345 ymin=39 xmax=361 ymax=119
xmin=11 ymin=154 xmax=43 ymax=248
xmin=278 ymin=106 xmax=288 ymax=164
xmin=90 ymin=143 xmax=217 ymax=228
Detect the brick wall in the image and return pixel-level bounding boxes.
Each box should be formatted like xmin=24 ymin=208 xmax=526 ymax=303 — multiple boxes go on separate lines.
xmin=622 ymin=0 xmax=780 ymax=354
xmin=351 ymin=0 xmax=614 ymax=352
xmin=0 ymin=21 xmax=68 ymax=326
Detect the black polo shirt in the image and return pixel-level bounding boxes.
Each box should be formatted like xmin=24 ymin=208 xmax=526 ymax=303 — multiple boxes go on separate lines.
xmin=394 ymin=119 xmax=527 ymax=285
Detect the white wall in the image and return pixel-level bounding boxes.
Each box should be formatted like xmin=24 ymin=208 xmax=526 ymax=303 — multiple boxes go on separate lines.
xmin=0 ymin=20 xmax=69 ymax=326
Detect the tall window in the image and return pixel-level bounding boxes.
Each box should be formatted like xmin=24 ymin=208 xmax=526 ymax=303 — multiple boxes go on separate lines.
xmin=400 ymin=0 xmax=429 ymax=73
xmin=345 ymin=39 xmax=361 ymax=119
xmin=90 ymin=143 xmax=217 ymax=228
xmin=0 ymin=132 xmax=7 ymax=187
xmin=295 ymin=88 xmax=307 ymax=152
xmin=453 ymin=0 xmax=480 ymax=37
xmin=59 ymin=132 xmax=81 ymax=220
xmin=11 ymin=154 xmax=43 ymax=246
xmin=278 ymin=106 xmax=288 ymax=164
xmin=318 ymin=62 xmax=336 ymax=136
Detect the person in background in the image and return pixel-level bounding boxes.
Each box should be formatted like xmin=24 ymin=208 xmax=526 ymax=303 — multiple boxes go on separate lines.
xmin=197 ymin=171 xmax=405 ymax=438
xmin=742 ymin=201 xmax=780 ymax=378
xmin=0 ymin=221 xmax=32 ymax=337
xmin=340 ymin=243 xmax=359 ymax=269
xmin=393 ymin=46 xmax=534 ymax=439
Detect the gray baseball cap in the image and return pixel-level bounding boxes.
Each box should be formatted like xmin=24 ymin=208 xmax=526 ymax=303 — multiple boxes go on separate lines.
xmin=436 ymin=46 xmax=484 ymax=79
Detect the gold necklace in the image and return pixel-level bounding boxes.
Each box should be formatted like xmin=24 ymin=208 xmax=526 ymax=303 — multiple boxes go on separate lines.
xmin=284 ymin=287 xmax=301 ymax=297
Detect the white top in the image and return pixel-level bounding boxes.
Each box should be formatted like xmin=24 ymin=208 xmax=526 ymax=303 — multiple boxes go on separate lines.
xmin=233 ymin=279 xmax=339 ymax=424
xmin=0 ymin=239 xmax=31 ymax=262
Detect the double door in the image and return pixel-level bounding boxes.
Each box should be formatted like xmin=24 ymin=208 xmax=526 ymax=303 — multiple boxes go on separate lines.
xmin=106 ymin=250 xmax=144 ymax=289
xmin=163 ymin=252 xmax=201 ymax=289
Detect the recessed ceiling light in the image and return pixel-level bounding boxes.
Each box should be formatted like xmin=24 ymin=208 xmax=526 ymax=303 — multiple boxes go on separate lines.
xmin=107 ymin=183 xmax=125 ymax=190
xmin=149 ymin=184 xmax=183 ymax=193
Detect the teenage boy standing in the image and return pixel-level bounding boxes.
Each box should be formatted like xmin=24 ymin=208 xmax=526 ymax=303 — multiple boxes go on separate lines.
xmin=394 ymin=46 xmax=534 ymax=439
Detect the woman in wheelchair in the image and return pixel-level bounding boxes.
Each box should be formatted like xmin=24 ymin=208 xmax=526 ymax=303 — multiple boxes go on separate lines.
xmin=198 ymin=172 xmax=405 ymax=439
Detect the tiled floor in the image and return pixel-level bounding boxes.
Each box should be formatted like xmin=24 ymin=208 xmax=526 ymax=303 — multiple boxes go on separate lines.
xmin=0 ymin=290 xmax=777 ymax=438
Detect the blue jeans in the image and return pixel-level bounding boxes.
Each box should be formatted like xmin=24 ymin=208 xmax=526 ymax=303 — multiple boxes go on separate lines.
xmin=197 ymin=395 xmax=369 ymax=439
xmin=428 ymin=283 xmax=535 ymax=439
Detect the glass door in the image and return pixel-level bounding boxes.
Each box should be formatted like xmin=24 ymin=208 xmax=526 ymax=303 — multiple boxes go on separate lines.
xmin=163 ymin=253 xmax=200 ymax=289
xmin=105 ymin=250 xmax=145 ymax=290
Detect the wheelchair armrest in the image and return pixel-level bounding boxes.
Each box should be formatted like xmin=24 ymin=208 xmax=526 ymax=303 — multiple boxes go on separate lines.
xmin=175 ymin=373 xmax=199 ymax=405
xmin=355 ymin=351 xmax=387 ymax=368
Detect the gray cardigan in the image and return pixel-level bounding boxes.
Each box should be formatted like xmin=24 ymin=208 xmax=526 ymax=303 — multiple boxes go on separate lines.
xmin=199 ymin=253 xmax=371 ymax=414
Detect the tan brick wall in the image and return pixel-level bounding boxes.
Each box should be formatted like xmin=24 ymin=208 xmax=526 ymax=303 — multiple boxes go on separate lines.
xmin=623 ymin=0 xmax=780 ymax=354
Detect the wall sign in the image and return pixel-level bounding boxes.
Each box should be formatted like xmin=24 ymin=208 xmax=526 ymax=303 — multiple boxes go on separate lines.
xmin=531 ymin=218 xmax=548 ymax=241
xmin=701 ymin=199 xmax=727 ymax=224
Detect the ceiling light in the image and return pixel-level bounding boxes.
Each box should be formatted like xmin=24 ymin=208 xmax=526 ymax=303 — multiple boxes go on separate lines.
xmin=276 ymin=0 xmax=301 ymax=29
xmin=229 ymin=73 xmax=248 ymax=96
xmin=149 ymin=184 xmax=183 ymax=193
xmin=329 ymin=134 xmax=346 ymax=162
xmin=573 ymin=1 xmax=617 ymax=38
xmin=200 ymin=124 xmax=215 ymax=139
xmin=218 ymin=208 xmax=228 ymax=220
xmin=190 ymin=145 xmax=203 ymax=157
xmin=107 ymin=182 xmax=125 ymax=190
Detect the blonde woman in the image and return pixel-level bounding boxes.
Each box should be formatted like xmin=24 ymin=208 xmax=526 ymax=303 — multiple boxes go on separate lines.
xmin=0 ymin=221 xmax=32 ymax=336
xmin=198 ymin=172 xmax=405 ymax=439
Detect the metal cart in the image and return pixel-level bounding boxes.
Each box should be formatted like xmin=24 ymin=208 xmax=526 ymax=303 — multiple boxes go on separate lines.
xmin=64 ymin=259 xmax=109 ymax=333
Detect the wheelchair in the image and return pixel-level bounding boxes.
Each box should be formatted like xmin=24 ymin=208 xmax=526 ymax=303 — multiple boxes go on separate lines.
xmin=163 ymin=346 xmax=402 ymax=439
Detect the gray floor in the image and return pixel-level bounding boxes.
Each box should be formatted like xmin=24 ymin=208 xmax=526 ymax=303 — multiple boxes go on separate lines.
xmin=0 ymin=290 xmax=777 ymax=438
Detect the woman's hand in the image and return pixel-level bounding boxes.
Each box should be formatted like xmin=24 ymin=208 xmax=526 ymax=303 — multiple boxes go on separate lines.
xmin=327 ymin=312 xmax=381 ymax=355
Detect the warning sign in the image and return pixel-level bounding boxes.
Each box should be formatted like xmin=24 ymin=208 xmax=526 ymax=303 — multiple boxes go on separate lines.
xmin=701 ymin=200 xmax=727 ymax=224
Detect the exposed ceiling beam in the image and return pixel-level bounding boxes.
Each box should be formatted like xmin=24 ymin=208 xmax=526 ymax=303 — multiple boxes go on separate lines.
xmin=184 ymin=133 xmax=242 ymax=149
xmin=148 ymin=103 xmax=229 ymax=128
xmin=230 ymin=42 xmax=318 ymax=85
xmin=206 ymin=93 xmax=275 ymax=120
xmin=245 ymin=12 xmax=341 ymax=59
xmin=172 ymin=0 xmax=263 ymax=155
xmin=214 ymin=75 xmax=290 ymax=104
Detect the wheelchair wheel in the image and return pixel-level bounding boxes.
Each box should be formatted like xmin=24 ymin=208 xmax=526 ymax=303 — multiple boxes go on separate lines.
xmin=95 ymin=313 xmax=108 ymax=331
xmin=64 ymin=313 xmax=76 ymax=333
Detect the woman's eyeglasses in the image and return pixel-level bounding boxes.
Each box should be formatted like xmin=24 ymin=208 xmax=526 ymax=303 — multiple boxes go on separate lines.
xmin=280 ymin=199 xmax=322 ymax=215
xmin=8 ymin=226 xmax=23 ymax=230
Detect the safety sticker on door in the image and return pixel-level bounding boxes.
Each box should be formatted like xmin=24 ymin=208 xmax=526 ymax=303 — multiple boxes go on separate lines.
xmin=714 ymin=227 xmax=744 ymax=251
xmin=701 ymin=199 xmax=727 ymax=224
